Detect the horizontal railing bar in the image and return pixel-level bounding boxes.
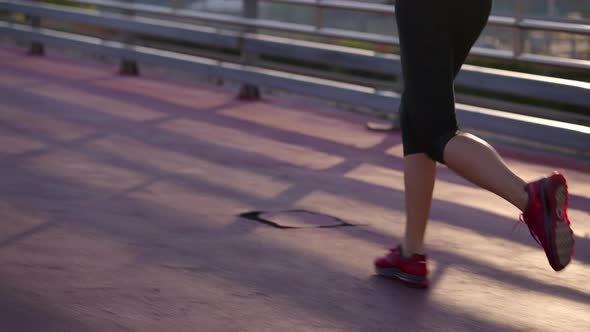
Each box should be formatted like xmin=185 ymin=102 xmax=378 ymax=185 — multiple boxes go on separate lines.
xmin=14 ymin=0 xmax=590 ymax=36
xmin=519 ymin=18 xmax=590 ymax=35
xmin=243 ymin=33 xmax=401 ymax=73
xmin=469 ymin=46 xmax=590 ymax=71
xmin=263 ymin=0 xmax=395 ymax=15
xmin=488 ymin=15 xmax=517 ymax=28
xmin=517 ymin=53 xmax=590 ymax=71
xmin=456 ymin=103 xmax=590 ymax=152
xmin=455 ymin=64 xmax=590 ymax=108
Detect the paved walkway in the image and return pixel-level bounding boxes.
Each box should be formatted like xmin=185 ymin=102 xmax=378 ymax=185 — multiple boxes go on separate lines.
xmin=0 ymin=46 xmax=589 ymax=331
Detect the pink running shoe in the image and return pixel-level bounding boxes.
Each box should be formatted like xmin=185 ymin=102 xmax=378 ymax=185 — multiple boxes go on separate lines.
xmin=522 ymin=172 xmax=575 ymax=271
xmin=374 ymin=246 xmax=429 ymax=288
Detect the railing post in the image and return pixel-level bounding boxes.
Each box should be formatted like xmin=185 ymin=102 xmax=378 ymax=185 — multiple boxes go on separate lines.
xmin=314 ymin=0 xmax=323 ymax=32
xmin=118 ymin=0 xmax=139 ymax=75
xmin=28 ymin=1 xmax=44 ymax=55
xmin=239 ymin=0 xmax=260 ymax=100
xmin=513 ymin=0 xmax=525 ymax=59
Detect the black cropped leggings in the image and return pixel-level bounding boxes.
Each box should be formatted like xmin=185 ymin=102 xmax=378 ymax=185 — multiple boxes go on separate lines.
xmin=396 ymin=0 xmax=493 ymax=163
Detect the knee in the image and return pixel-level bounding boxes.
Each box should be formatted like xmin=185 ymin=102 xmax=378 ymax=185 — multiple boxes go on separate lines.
xmin=425 ymin=130 xmax=458 ymax=163
xmin=401 ymin=111 xmax=458 ymax=163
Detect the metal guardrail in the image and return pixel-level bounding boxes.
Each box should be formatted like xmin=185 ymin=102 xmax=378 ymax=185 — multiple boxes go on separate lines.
xmin=264 ymin=0 xmax=590 ymax=70
xmin=0 ymin=0 xmax=589 ymax=153
xmin=2 ymin=0 xmax=587 ymax=106
xmin=19 ymin=0 xmax=590 ymax=71
xmin=267 ymin=0 xmax=590 ymax=34
xmin=266 ymin=0 xmax=395 ymax=15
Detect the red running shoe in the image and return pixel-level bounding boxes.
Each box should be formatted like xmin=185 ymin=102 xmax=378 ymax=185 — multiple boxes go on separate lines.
xmin=374 ymin=245 xmax=429 ymax=288
xmin=522 ymin=172 xmax=575 ymax=271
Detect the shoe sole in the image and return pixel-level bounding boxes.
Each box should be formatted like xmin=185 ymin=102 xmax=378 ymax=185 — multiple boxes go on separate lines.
xmin=542 ymin=174 xmax=575 ymax=271
xmin=375 ymin=267 xmax=429 ymax=288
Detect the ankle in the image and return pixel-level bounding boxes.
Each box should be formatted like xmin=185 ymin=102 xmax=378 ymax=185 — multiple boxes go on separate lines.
xmin=401 ymin=243 xmax=423 ymax=259
xmin=520 ymin=185 xmax=531 ymax=212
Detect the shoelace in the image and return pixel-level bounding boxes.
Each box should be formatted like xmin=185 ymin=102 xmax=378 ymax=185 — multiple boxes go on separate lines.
xmin=515 ymin=214 xmax=541 ymax=246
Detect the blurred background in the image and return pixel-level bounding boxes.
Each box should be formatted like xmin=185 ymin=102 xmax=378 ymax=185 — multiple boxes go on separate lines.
xmin=140 ymin=0 xmax=590 ymax=61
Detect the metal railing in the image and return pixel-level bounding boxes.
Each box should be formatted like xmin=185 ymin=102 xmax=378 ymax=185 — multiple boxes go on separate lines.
xmin=0 ymin=0 xmax=588 ymax=153
xmin=265 ymin=0 xmax=590 ymax=71
xmin=15 ymin=0 xmax=590 ymax=70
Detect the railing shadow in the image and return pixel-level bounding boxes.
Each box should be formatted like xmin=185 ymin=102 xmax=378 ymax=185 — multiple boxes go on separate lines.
xmin=0 ymin=51 xmax=589 ymax=329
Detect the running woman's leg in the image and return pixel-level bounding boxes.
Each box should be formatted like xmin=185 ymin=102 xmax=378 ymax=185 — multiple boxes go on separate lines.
xmin=374 ymin=0 xmax=454 ymax=286
xmin=394 ymin=0 xmax=457 ymax=259
xmin=402 ymin=154 xmax=436 ymax=256
xmin=442 ymin=0 xmax=528 ymax=211
xmin=444 ymin=133 xmax=529 ymax=211
xmin=397 ymin=0 xmax=497 ymax=256
xmin=440 ymin=1 xmax=574 ymax=270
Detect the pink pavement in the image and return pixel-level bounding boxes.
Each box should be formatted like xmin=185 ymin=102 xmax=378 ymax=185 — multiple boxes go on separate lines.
xmin=0 ymin=46 xmax=589 ymax=331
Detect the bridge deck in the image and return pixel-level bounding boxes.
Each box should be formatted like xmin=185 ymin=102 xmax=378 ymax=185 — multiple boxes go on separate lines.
xmin=0 ymin=47 xmax=589 ymax=331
